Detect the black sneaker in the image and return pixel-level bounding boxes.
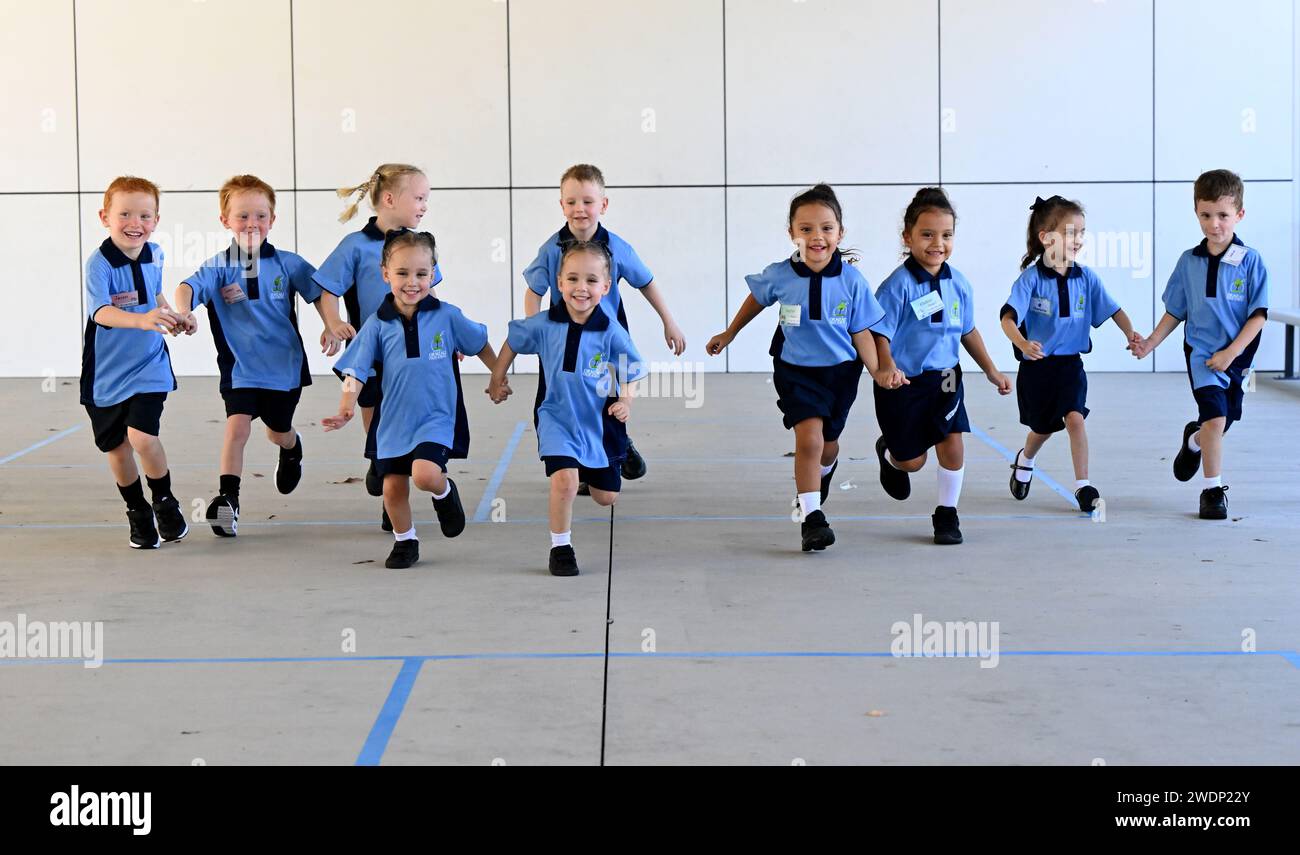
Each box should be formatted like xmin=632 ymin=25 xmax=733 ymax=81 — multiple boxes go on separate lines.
xmin=206 ymin=494 xmax=238 ymax=537
xmin=1173 ymin=421 xmax=1202 ymax=482
xmin=622 ymin=440 xmax=647 ymax=480
xmin=153 ymin=496 xmax=189 ymax=543
xmin=433 ymin=479 xmax=466 ymax=538
xmin=385 ymin=539 xmax=420 ymax=569
xmin=381 ymin=505 xmax=393 ymax=532
xmin=876 ymin=436 xmax=910 ymax=500
xmin=1199 ymin=485 xmax=1228 ymax=520
xmin=365 ymin=459 xmax=383 ymax=497
xmin=932 ymin=505 xmax=962 ymax=545
xmin=1009 ymin=449 xmax=1032 ymax=501
xmin=1075 ymin=485 xmax=1101 ymax=513
xmin=800 ymin=509 xmax=835 ymax=552
xmin=127 ymin=507 xmax=160 ymax=549
xmin=549 ymin=544 xmax=579 ymax=576
xmin=576 ymin=482 xmax=591 ymax=496
xmin=275 ymin=433 xmax=303 ymax=495
xmin=819 ymin=460 xmax=839 ymax=505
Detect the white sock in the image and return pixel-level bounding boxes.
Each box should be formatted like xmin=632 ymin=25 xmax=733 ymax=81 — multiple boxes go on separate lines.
xmin=819 ymin=460 xmax=836 ymax=477
xmin=1203 ymin=475 xmax=1222 ymax=489
xmin=937 ymin=466 xmax=964 ymax=508
xmin=1015 ymin=452 xmax=1035 ymax=483
xmin=1075 ymin=479 xmax=1090 ymax=490
xmin=1187 ymin=430 xmax=1201 ymax=452
xmin=798 ymin=491 xmax=821 ymax=518
xmin=394 ymin=527 xmax=417 ymax=542
xmin=431 ymin=482 xmax=450 ymax=500
xmin=551 ymin=530 xmax=571 ymax=548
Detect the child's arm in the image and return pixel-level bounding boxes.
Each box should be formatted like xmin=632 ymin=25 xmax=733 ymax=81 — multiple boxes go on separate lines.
xmin=474 ymin=342 xmax=500 ymax=374
xmin=999 ymin=313 xmax=1043 ymax=360
xmin=960 ymin=328 xmax=1012 ymax=395
xmin=638 ymin=282 xmax=686 ymax=356
xmin=1207 ymin=313 xmax=1267 ymax=372
xmin=322 ymin=376 xmax=363 ymax=431
xmin=523 ymin=290 xmax=543 ymax=318
xmin=851 ymin=329 xmax=880 ymax=375
xmin=608 ymin=378 xmax=638 ymax=423
xmin=152 ymin=291 xmax=195 ymax=335
xmin=92 ymin=304 xmax=179 ymax=334
xmin=871 ymin=334 xmax=909 ymax=389
xmin=1108 ymin=308 xmax=1142 ymax=352
xmin=1133 ymin=312 xmax=1182 ymax=359
xmin=318 ymin=292 xmax=356 ymax=342
xmin=705 ymin=294 xmax=765 ymax=356
xmin=310 ymin=297 xmax=342 ymax=356
xmin=487 ymin=341 xmax=516 ymax=402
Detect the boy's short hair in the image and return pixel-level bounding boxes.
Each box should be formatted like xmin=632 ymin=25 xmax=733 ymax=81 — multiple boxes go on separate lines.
xmin=560 ymin=163 xmax=605 ymax=190
xmin=1194 ymin=169 xmax=1244 ymax=211
xmin=220 ymin=174 xmax=276 ymax=215
xmin=103 ymin=176 xmax=160 ymax=212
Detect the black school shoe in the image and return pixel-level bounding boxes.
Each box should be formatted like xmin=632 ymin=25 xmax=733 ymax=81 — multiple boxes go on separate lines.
xmin=876 ymin=436 xmax=911 ymax=501
xmin=549 ymin=545 xmax=579 ymax=576
xmin=433 ymin=479 xmax=466 ymax=538
xmin=1075 ymin=485 xmax=1101 ymax=513
xmin=365 ymin=460 xmax=383 ymax=497
xmin=153 ymin=496 xmax=189 ymax=543
xmin=932 ymin=505 xmax=962 ymax=545
xmin=819 ymin=460 xmax=839 ymax=505
xmin=205 ymin=494 xmax=239 ymax=537
xmin=1009 ymin=449 xmax=1032 ymax=501
xmin=1199 ymin=485 xmax=1229 ymax=520
xmin=275 ymin=433 xmax=303 ymax=495
xmin=127 ymin=507 xmax=160 ymax=549
xmin=622 ymin=440 xmax=647 ymax=480
xmin=1173 ymin=421 xmax=1202 ymax=482
xmin=800 ymin=510 xmax=835 ymax=552
xmin=385 ymin=539 xmax=420 ymax=569
xmin=381 ymin=505 xmax=393 ymax=532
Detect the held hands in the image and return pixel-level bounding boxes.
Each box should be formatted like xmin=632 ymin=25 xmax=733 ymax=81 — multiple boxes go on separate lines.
xmin=486 ymin=375 xmax=512 ymax=404
xmin=873 ymin=367 xmax=909 ymax=390
xmin=1129 ymin=334 xmax=1153 ymax=360
xmin=1017 ymin=339 xmax=1045 ymax=360
xmin=705 ymin=330 xmax=733 ymax=356
xmin=141 ymin=307 xmax=181 ymax=335
xmin=321 ymin=406 xmax=353 ymax=431
xmin=663 ymin=321 xmax=687 ymax=357
xmin=174 ymin=311 xmax=198 ymax=336
xmin=607 ymin=400 xmax=631 ymax=422
xmin=988 ymin=370 xmax=1012 ymax=396
xmin=319 ymin=329 xmax=342 ymax=357
xmin=329 ymin=320 xmax=357 ymax=342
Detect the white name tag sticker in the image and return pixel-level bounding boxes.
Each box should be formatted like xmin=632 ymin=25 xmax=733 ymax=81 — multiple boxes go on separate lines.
xmin=220 ymin=283 xmax=248 ymax=305
xmin=910 ymin=291 xmax=944 ymax=320
xmin=779 ymin=303 xmax=801 ymax=327
xmin=1222 ymin=245 xmax=1247 ymax=266
xmin=110 ymin=291 xmax=140 ymax=309
xmin=1031 ymin=296 xmax=1052 ymax=315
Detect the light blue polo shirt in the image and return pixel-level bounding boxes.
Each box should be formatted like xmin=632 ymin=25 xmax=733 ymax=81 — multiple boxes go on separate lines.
xmin=183 ymin=241 xmax=321 ymax=392
xmin=80 ymin=239 xmax=177 ymax=407
xmin=1001 ymin=260 xmax=1120 ymax=360
xmin=523 ymin=223 xmax=653 ymax=329
xmin=1162 ymin=235 xmax=1269 ymax=389
xmin=507 ymin=302 xmax=647 ymax=467
xmin=314 ymin=217 xmax=443 ymax=328
xmin=747 ymin=250 xmax=886 ymax=367
xmin=873 ymin=256 xmax=976 ymax=377
xmin=335 ymin=294 xmax=488 ymax=460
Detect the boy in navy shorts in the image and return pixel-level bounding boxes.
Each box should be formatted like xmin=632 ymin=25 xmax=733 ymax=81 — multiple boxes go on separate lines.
xmin=81 ymin=176 xmax=193 ymax=549
xmin=174 ymin=175 xmax=340 ymax=537
xmin=1133 ymin=169 xmax=1268 ymax=519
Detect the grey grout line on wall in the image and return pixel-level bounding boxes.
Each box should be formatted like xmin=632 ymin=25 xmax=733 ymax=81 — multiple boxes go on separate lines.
xmin=73 ymin=0 xmax=84 ymax=347
xmin=1152 ymin=0 xmax=1157 ymax=374
xmin=506 ymin=0 xmax=516 ymax=376
xmin=290 ymin=0 xmax=299 ymax=254
xmin=722 ymin=0 xmax=729 ymax=373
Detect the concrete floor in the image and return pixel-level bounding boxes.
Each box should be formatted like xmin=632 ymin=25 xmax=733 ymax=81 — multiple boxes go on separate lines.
xmin=0 ymin=371 xmax=1297 ymax=765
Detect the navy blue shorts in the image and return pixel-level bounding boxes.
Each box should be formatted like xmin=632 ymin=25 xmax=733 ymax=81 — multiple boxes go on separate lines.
xmin=1015 ymin=354 xmax=1089 ymax=435
xmin=84 ymin=392 xmax=167 ymax=452
xmin=375 ymin=441 xmax=450 ymax=477
xmin=1185 ymin=340 xmax=1258 ymax=433
xmin=222 ymin=387 xmax=301 ymax=434
xmin=543 ymin=456 xmax=622 ymax=493
xmin=357 ymin=364 xmax=383 ymax=409
xmin=873 ymin=365 xmax=969 ymax=461
xmin=772 ymin=357 xmax=863 ymax=441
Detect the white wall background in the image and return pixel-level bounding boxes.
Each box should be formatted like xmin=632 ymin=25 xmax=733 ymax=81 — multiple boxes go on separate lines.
xmin=2 ymin=0 xmax=1295 ymax=379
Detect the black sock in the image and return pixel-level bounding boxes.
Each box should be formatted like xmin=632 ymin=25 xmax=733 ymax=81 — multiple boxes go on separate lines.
xmin=118 ymin=478 xmax=150 ymax=512
xmin=280 ymin=434 xmax=302 ymax=460
xmin=219 ymin=474 xmax=241 ymax=504
xmin=146 ymin=471 xmax=174 ymax=504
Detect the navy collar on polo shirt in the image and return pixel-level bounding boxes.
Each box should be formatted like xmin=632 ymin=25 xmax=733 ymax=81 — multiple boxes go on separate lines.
xmin=1191 ymin=233 xmax=1244 ymax=258
xmin=1036 ymin=259 xmax=1081 ymax=319
xmin=221 ymin=240 xmax=277 ymax=300
xmin=99 ymin=238 xmax=153 ymax=303
xmin=556 ymin=222 xmax=610 ymax=248
xmin=1192 ymin=234 xmax=1243 ymax=297
xmin=548 ymin=300 xmax=610 ymax=373
xmin=788 ymin=249 xmax=843 ymax=321
xmin=904 ymin=255 xmax=951 ymax=323
xmin=377 ymin=293 xmax=440 ymax=358
xmin=362 ymin=217 xmax=385 ymax=241
xmin=1035 ymin=258 xmax=1082 ymax=280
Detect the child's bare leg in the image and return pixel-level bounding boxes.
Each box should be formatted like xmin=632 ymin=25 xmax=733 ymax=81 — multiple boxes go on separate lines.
xmin=549 ymin=469 xmax=579 ymax=534
xmin=934 ymin=432 xmax=965 ymax=470
xmin=360 ymin=406 xmax=374 ymax=433
xmin=1023 ymin=430 xmax=1050 ymax=459
xmin=793 ymin=419 xmax=825 ymax=494
xmin=892 ymin=450 xmax=928 ymax=473
xmin=221 ymin=415 xmax=252 ymax=476
xmin=1063 ymin=412 xmax=1088 ymax=480
xmin=383 ymin=475 xmax=413 ymax=533
xmin=589 ymin=487 xmax=618 ymax=507
xmin=411 ymin=460 xmax=448 ymax=496
xmin=266 ymin=426 xmax=298 ymax=449
xmin=1198 ymin=417 xmax=1226 ymax=479
xmin=127 ymin=428 xmax=168 ymax=479
xmin=106 ymin=440 xmax=139 ymax=486
xmin=820 ymin=438 xmax=839 ymax=468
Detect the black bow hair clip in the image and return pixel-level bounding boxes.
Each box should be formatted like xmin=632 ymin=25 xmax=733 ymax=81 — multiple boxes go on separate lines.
xmin=1030 ymin=195 xmax=1066 ymax=211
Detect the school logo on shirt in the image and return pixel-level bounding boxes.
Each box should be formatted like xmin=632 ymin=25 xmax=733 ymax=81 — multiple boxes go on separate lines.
xmin=1073 ymin=293 xmax=1085 ymax=317
xmin=429 ymin=331 xmax=448 ymax=360
xmin=271 ymin=275 xmax=285 ymax=295
xmin=1227 ymin=277 xmax=1246 ymax=301
xmin=829 ymin=300 xmax=849 ymax=325
xmin=950 ymin=299 xmax=961 ymax=323
xmin=582 ymin=351 xmax=607 ymax=379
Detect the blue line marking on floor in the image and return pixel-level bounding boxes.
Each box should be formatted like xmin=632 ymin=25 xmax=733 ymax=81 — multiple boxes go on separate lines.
xmin=355 ymin=657 xmax=424 ymax=766
xmin=969 ymin=424 xmax=1082 ymax=510
xmin=473 ymin=421 xmax=527 ymax=523
xmin=0 ymin=425 xmax=83 ymax=466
